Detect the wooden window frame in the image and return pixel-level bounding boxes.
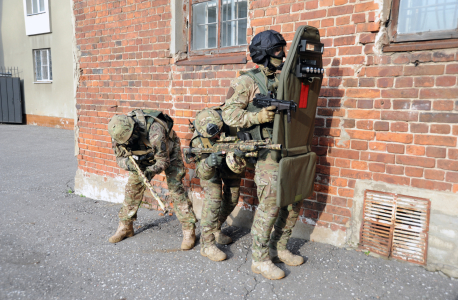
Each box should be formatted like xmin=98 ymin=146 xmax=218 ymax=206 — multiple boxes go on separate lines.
xmin=179 ymin=0 xmax=248 ymax=66
xmin=384 ymin=0 xmax=458 ymax=52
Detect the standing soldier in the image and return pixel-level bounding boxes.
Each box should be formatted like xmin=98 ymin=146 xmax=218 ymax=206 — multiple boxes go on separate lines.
xmin=190 ymin=107 xmax=245 ymax=262
xmin=107 ymin=109 xmax=197 ymax=250
xmin=222 ymin=30 xmax=304 ymax=280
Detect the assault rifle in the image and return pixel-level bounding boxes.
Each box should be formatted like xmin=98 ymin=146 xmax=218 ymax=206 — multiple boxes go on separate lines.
xmin=183 ymin=138 xmax=282 ymax=164
xmin=253 ymin=93 xmax=297 ymax=123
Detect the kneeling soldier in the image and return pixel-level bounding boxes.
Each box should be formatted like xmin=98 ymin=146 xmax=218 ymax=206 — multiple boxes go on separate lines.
xmin=190 ymin=108 xmax=245 ymax=261
xmin=107 ymin=109 xmax=197 ymax=250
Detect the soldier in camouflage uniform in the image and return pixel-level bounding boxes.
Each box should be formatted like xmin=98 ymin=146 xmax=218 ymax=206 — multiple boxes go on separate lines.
xmin=222 ymin=30 xmax=304 ymax=280
xmin=107 ymin=109 xmax=197 ymax=250
xmin=190 ymin=107 xmax=245 ymax=262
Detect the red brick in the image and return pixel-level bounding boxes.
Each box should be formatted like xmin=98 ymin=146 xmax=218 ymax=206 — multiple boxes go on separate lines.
xmin=381 ymin=111 xmax=418 ymax=122
xmin=426 ymin=147 xmax=447 ymax=158
xmin=306 ymin=0 xmax=318 ymax=9
xmin=381 ymin=88 xmax=418 ymax=99
xmin=338 ymin=188 xmax=354 ymax=198
xmin=433 ymin=100 xmax=454 ymax=111
xmin=395 ymin=77 xmax=413 ymax=88
xmin=327 ymin=5 xmax=353 ymax=16
xmin=334 ymin=36 xmax=356 ymax=46
xmin=374 ymin=99 xmax=391 ymax=109
xmin=392 ymin=53 xmax=410 ymax=64
xmin=396 ymin=155 xmax=435 ymax=168
xmin=411 ymin=179 xmax=452 ymax=192
xmin=340 ymin=169 xmax=371 ymax=180
xmin=415 ymin=135 xmax=457 ymax=147
xmin=356 ymin=120 xmax=373 ymax=130
xmin=373 ymin=173 xmax=410 ymax=186
xmin=449 ymin=149 xmax=458 ymax=160
xmin=328 ymin=148 xmax=359 ymax=159
xmin=386 ymin=164 xmax=404 ymax=175
xmin=357 ymin=99 xmax=374 ymax=109
xmin=404 ymin=65 xmax=444 ymax=76
xmin=391 ymin=122 xmax=409 ymax=132
xmin=405 ymin=166 xmax=423 ymax=177
xmin=356 ymin=22 xmax=380 ymax=33
xmin=430 ymin=124 xmax=451 ymax=134
xmin=326 ymin=205 xmax=351 ymax=217
xmin=406 ymin=145 xmax=425 ymax=156
xmin=352 ymin=161 xmax=368 ymax=170
xmin=331 ymin=177 xmax=348 ymax=187
xmin=352 ymin=13 xmax=365 ymax=23
xmin=318 ymin=212 xmax=333 ymax=222
xmin=368 ymin=142 xmax=387 ymax=151
xmin=369 ymin=162 xmax=385 ymax=173
xmin=321 ymin=18 xmax=334 ymax=27
xmin=446 ymin=172 xmax=458 ymax=183
xmin=338 ymin=46 xmax=362 ymax=55
xmin=335 ymin=158 xmax=350 ymax=168
xmin=377 ymin=78 xmax=394 ymax=88
xmin=393 ymin=100 xmax=411 ymax=110
xmin=361 ymin=152 xmax=395 ymax=164
xmin=374 ymin=121 xmax=389 ymax=131
xmin=425 ymin=169 xmax=445 ymax=181
xmin=412 ymin=100 xmax=431 ymax=111
xmin=414 ymin=77 xmax=434 ymax=87
xmin=366 ymin=66 xmax=403 ymax=77
xmin=355 ymin=1 xmax=379 ymax=12
xmin=376 ymin=132 xmax=413 ymax=144
xmin=436 ymin=76 xmax=456 ymax=87
xmin=410 ymin=123 xmax=429 ymax=133
xmin=301 ymin=9 xmax=327 ymax=20
xmin=351 ymin=140 xmax=368 ymax=150
xmin=387 ymin=144 xmax=405 ymax=154
xmin=347 ymin=110 xmax=380 ymax=119
xmin=346 ymin=129 xmax=375 ymax=140
xmin=438 ymin=160 xmax=458 ymax=171
xmin=432 ymin=50 xmax=455 ymax=62
xmin=420 ymin=88 xmax=458 ymax=99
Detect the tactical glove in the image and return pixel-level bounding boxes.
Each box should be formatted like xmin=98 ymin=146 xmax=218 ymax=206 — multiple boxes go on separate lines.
xmin=144 ymin=170 xmax=156 ymax=181
xmin=257 ymin=106 xmax=276 ymax=123
xmin=205 ymin=152 xmax=224 ymax=167
xmin=234 ymin=149 xmax=245 ymax=158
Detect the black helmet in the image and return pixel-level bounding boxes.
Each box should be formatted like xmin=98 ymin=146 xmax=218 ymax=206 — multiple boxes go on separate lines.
xmin=249 ymin=30 xmax=287 ymax=64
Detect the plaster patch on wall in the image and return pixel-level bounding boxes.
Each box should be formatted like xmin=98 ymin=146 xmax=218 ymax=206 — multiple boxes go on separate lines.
xmin=337 ymin=127 xmax=350 ymax=146
xmin=373 ymin=0 xmax=391 ymax=55
xmin=74 ymin=169 xmax=127 ymax=203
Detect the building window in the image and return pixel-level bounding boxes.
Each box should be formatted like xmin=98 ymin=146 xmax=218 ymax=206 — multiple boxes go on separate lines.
xmin=391 ymin=0 xmax=458 ymax=42
xmin=190 ymin=0 xmax=247 ymax=53
xmin=33 ymin=49 xmax=52 ymax=82
xmin=26 ymin=0 xmax=46 ymax=15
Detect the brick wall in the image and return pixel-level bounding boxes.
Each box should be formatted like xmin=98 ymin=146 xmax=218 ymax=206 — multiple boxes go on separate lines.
xmin=73 ymin=0 xmax=458 ymax=235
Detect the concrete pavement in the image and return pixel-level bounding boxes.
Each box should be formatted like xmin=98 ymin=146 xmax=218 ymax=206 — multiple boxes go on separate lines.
xmin=0 ymin=124 xmax=457 ymax=300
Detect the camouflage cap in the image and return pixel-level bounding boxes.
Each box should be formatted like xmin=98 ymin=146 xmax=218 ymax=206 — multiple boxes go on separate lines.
xmin=194 ymin=108 xmax=223 ymax=138
xmin=108 ymin=115 xmax=135 ymax=144
xmin=225 ymin=152 xmax=246 ymax=174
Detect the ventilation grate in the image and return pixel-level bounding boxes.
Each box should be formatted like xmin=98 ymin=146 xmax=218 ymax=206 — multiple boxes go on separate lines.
xmin=359 ymin=190 xmax=430 ymax=265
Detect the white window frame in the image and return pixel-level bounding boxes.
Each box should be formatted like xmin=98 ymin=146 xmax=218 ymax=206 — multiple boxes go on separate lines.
xmin=22 ymin=0 xmax=51 ymax=35
xmin=26 ymin=0 xmax=46 ymax=16
xmin=33 ymin=49 xmax=53 ymax=83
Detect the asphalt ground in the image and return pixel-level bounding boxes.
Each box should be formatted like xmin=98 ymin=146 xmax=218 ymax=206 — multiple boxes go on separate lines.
xmin=0 ymin=124 xmax=457 ymax=300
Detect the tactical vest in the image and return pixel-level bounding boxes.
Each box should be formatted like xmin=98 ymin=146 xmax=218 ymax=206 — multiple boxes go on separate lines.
xmin=238 ymin=68 xmax=279 ymax=160
xmin=123 ymin=109 xmax=174 ymax=156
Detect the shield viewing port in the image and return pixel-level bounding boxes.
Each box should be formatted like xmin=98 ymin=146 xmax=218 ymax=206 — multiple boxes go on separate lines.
xmin=359 ymin=190 xmax=430 ymax=265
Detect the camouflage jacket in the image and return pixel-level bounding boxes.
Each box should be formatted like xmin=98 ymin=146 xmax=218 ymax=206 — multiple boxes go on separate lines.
xmin=191 ymin=131 xmax=242 ymax=181
xmin=112 ymin=119 xmax=173 ymax=174
xmin=222 ymin=65 xmax=279 ymax=128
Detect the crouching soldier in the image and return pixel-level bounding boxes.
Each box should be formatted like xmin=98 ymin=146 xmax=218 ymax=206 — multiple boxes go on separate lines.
xmin=190 ymin=108 xmax=245 ymax=261
xmin=107 ymin=109 xmax=197 ymax=250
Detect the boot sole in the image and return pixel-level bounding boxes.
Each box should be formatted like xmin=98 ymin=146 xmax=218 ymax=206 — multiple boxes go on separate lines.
xmin=200 ymin=249 xmax=226 ymax=262
xmin=251 ymin=265 xmax=285 ymax=280
xmin=276 ymin=257 xmax=304 ymax=266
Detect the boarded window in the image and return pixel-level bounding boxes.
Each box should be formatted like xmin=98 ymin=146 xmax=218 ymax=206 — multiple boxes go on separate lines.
xmin=359 ymin=190 xmax=430 ymax=265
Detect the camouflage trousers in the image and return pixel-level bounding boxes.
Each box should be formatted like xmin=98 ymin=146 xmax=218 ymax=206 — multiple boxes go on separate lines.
xmin=251 ymin=153 xmax=302 ymax=262
xmin=118 ymin=163 xmax=196 ymax=230
xmin=200 ymin=177 xmax=241 ymax=249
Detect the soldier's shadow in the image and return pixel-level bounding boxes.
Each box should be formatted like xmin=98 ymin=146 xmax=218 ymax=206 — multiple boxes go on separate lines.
xmin=134 ymin=213 xmax=178 ymax=234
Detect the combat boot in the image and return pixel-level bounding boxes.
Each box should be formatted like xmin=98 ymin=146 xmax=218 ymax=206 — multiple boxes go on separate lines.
xmin=200 ymin=245 xmax=227 ymax=262
xmin=251 ymin=260 xmax=285 ymax=280
xmin=270 ymin=248 xmax=304 ymax=266
xmin=181 ymin=228 xmax=196 ymax=250
xmin=108 ymin=221 xmax=134 ymax=243
xmin=214 ymin=231 xmax=232 ymax=245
